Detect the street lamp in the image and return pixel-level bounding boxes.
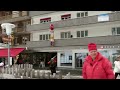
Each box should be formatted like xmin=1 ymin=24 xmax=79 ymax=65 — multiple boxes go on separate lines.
xmin=1 ymin=23 xmax=15 ymax=67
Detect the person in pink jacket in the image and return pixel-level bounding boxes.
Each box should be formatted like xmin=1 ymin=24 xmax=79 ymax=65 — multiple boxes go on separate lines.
xmin=82 ymin=43 xmax=115 ymax=79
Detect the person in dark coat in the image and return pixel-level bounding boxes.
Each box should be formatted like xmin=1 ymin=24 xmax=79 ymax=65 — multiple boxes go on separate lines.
xmin=16 ymin=55 xmax=23 ymax=64
xmin=48 ymin=56 xmax=57 ymax=75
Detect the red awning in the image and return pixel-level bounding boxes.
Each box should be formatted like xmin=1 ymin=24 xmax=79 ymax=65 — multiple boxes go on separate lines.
xmin=40 ymin=17 xmax=51 ymax=21
xmin=61 ymin=14 xmax=71 ymax=17
xmin=0 ymin=48 xmax=25 ymax=57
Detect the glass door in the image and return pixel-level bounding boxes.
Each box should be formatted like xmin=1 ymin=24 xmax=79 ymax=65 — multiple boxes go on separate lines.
xmin=75 ymin=53 xmax=88 ymax=68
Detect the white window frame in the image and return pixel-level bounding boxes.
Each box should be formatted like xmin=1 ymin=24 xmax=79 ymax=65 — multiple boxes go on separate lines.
xmin=40 ymin=18 xmax=51 ymax=24
xmin=112 ymin=27 xmax=120 ymax=35
xmin=77 ymin=30 xmax=88 ymax=38
xmin=39 ymin=34 xmax=50 ymax=41
xmin=77 ymin=11 xmax=88 ymax=18
xmin=61 ymin=32 xmax=71 ymax=39
xmin=61 ymin=14 xmax=71 ymax=20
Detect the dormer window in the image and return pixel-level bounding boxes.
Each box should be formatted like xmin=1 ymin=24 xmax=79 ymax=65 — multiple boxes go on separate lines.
xmin=61 ymin=14 xmax=71 ymax=20
xmin=40 ymin=17 xmax=51 ymax=23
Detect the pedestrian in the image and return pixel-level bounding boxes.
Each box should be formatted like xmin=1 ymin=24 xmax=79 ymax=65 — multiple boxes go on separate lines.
xmin=40 ymin=61 xmax=45 ymax=68
xmin=0 ymin=61 xmax=4 ymax=73
xmin=48 ymin=56 xmax=57 ymax=75
xmin=114 ymin=55 xmax=120 ymax=79
xmin=13 ymin=55 xmax=19 ymax=65
xmin=82 ymin=43 xmax=115 ymax=79
xmin=16 ymin=55 xmax=23 ymax=64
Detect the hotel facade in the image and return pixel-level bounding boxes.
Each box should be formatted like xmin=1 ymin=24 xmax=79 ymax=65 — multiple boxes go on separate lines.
xmin=25 ymin=11 xmax=120 ymax=68
xmin=1 ymin=11 xmax=120 ymax=69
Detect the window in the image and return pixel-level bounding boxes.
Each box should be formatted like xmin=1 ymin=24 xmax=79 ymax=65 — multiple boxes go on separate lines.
xmin=77 ymin=12 xmax=88 ymax=18
xmin=69 ymin=56 xmax=72 ymax=60
xmin=61 ymin=14 xmax=71 ymax=20
xmin=85 ymin=30 xmax=88 ymax=37
xmin=40 ymin=17 xmax=51 ymax=24
xmin=61 ymin=32 xmax=64 ymax=38
xmin=112 ymin=28 xmax=116 ymax=35
xmin=40 ymin=35 xmax=42 ymax=40
xmin=85 ymin=12 xmax=88 ymax=16
xmin=49 ymin=34 xmax=50 ymax=39
xmin=81 ymin=31 xmax=84 ymax=37
xmin=22 ymin=37 xmax=28 ymax=44
xmin=77 ymin=31 xmax=80 ymax=37
xmin=46 ymin=34 xmax=48 ymax=40
xmin=43 ymin=35 xmax=45 ymax=40
xmin=60 ymin=52 xmax=72 ymax=66
xmin=77 ymin=30 xmax=88 ymax=38
xmin=39 ymin=34 xmax=50 ymax=41
xmin=61 ymin=32 xmax=71 ymax=39
xmin=112 ymin=27 xmax=120 ymax=35
xmin=77 ymin=13 xmax=80 ymax=17
xmin=17 ymin=22 xmax=23 ymax=28
xmin=117 ymin=27 xmax=120 ymax=34
xmin=81 ymin=12 xmax=84 ymax=17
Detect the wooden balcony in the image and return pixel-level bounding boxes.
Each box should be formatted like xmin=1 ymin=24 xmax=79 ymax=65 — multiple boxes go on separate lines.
xmin=0 ymin=12 xmax=30 ymax=24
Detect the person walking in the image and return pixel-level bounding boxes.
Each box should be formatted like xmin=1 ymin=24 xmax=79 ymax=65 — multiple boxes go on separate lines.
xmin=82 ymin=43 xmax=115 ymax=79
xmin=114 ymin=55 xmax=120 ymax=79
xmin=48 ymin=56 xmax=57 ymax=75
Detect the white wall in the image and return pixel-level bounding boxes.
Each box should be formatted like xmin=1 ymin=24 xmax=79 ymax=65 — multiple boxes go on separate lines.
xmin=32 ymin=30 xmax=50 ymax=41
xmin=31 ymin=11 xmax=112 ymax=25
xmin=32 ymin=21 xmax=120 ymax=41
xmin=88 ymin=11 xmax=111 ymax=16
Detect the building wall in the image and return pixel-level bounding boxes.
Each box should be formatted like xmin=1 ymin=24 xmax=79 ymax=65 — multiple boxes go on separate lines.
xmin=88 ymin=11 xmax=111 ymax=16
xmin=28 ymin=11 xmax=120 ymax=68
xmin=31 ymin=21 xmax=120 ymax=41
xmin=31 ymin=11 xmax=112 ymax=25
xmin=29 ymin=11 xmax=57 ymax=17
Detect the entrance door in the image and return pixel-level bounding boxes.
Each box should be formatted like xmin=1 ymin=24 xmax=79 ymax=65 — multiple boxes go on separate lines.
xmin=75 ymin=53 xmax=88 ymax=68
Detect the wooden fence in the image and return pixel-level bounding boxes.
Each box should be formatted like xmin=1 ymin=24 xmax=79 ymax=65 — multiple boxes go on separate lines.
xmin=0 ymin=64 xmax=64 ymax=79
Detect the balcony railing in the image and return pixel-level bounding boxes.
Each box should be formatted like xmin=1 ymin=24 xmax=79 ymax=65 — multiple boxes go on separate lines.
xmin=0 ymin=11 xmax=29 ymax=20
xmin=0 ymin=12 xmax=30 ymax=24
xmin=0 ymin=15 xmax=12 ymax=21
xmin=13 ymin=27 xmax=26 ymax=33
xmin=26 ymin=35 xmax=120 ymax=48
xmin=26 ymin=12 xmax=120 ymax=31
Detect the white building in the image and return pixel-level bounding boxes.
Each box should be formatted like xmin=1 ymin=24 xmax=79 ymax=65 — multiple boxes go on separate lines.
xmin=26 ymin=11 xmax=120 ymax=69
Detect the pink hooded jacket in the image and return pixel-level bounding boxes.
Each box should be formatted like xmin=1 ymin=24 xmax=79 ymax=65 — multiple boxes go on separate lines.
xmin=82 ymin=52 xmax=115 ymax=79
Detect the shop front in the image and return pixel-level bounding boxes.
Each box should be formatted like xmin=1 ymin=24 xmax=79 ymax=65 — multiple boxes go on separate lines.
xmin=58 ymin=51 xmax=72 ymax=68
xmin=0 ymin=48 xmax=25 ymax=65
xmin=29 ymin=52 xmax=57 ymax=68
xmin=58 ymin=48 xmax=120 ymax=69
xmin=99 ymin=49 xmax=120 ymax=67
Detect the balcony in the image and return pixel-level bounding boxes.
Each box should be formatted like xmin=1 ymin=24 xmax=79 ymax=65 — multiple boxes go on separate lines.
xmin=26 ymin=12 xmax=120 ymax=31
xmin=29 ymin=11 xmax=58 ymax=17
xmin=13 ymin=27 xmax=26 ymax=33
xmin=26 ymin=35 xmax=120 ymax=49
xmin=0 ymin=12 xmax=30 ymax=24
